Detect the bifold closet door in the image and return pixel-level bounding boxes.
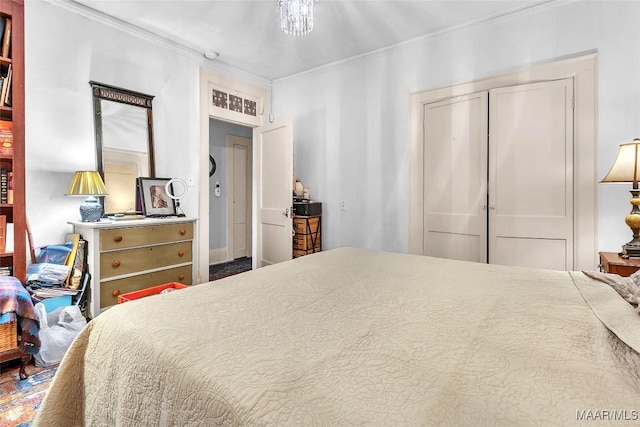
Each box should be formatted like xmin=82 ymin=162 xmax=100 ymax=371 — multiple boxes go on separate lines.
xmin=488 ymin=79 xmax=574 ymax=270
xmin=423 ymin=92 xmax=488 ymax=263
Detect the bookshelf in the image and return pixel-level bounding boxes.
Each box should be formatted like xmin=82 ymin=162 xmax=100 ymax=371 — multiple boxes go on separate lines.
xmin=0 ymin=0 xmax=24 ymax=282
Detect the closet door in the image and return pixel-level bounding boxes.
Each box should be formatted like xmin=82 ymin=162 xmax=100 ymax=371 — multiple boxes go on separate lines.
xmin=488 ymin=79 xmax=574 ymax=270
xmin=423 ymin=92 xmax=488 ymax=262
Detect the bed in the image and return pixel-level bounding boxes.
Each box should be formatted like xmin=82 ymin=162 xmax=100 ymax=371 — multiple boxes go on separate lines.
xmin=33 ymin=247 xmax=640 ymax=425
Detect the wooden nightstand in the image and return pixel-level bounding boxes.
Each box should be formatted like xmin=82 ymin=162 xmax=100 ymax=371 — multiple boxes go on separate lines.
xmin=599 ymin=252 xmax=640 ymax=277
xmin=292 ymin=215 xmax=321 ymax=259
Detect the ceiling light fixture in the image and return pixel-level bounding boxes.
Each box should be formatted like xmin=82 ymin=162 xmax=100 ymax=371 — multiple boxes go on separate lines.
xmin=278 ymin=0 xmax=314 ymax=37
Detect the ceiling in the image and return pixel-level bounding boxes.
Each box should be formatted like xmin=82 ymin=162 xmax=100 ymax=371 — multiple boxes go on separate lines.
xmin=70 ymin=0 xmax=551 ymax=81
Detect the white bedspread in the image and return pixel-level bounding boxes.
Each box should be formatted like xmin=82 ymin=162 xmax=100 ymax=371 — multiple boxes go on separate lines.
xmin=34 ymin=247 xmax=640 ymax=426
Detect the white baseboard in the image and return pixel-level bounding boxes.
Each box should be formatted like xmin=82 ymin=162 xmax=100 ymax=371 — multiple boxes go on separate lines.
xmin=209 ymin=247 xmax=229 ymax=265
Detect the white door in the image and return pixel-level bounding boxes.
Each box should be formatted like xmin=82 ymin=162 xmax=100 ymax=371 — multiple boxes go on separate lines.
xmin=488 ymin=79 xmax=574 ymax=270
xmin=423 ymin=92 xmax=488 ymax=262
xmin=227 ymin=135 xmax=252 ymax=259
xmin=254 ymin=120 xmax=293 ymax=267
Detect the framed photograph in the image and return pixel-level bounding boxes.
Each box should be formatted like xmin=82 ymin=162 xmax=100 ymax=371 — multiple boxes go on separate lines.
xmin=137 ymin=177 xmax=176 ymax=217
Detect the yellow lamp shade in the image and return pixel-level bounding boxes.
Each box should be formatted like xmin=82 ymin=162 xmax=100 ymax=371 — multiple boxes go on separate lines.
xmin=65 ymin=171 xmax=108 ymax=196
xmin=65 ymin=171 xmax=108 ymax=222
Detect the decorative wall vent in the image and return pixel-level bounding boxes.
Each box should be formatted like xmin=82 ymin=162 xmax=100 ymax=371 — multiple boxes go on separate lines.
xmin=244 ymin=99 xmax=257 ymax=116
xmin=229 ymin=94 xmax=243 ymax=113
xmin=212 ymin=89 xmax=228 ymax=109
xmin=210 ymin=86 xmax=259 ymax=118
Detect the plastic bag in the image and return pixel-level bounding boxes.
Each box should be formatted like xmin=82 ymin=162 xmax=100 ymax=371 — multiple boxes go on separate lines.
xmin=34 ymin=302 xmax=87 ymax=367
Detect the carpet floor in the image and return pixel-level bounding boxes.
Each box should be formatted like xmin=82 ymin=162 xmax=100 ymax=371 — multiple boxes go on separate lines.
xmin=0 ymin=360 xmax=57 ymax=427
xmin=209 ymin=257 xmax=252 ymax=281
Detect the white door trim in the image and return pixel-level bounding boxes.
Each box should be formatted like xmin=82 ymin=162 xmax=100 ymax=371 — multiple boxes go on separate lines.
xmin=409 ymin=53 xmax=597 ymax=270
xmin=198 ymin=67 xmax=270 ymax=282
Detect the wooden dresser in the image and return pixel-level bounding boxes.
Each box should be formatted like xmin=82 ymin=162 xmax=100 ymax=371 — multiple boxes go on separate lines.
xmin=292 ymin=215 xmax=321 ymax=258
xmin=70 ymin=217 xmax=197 ymax=318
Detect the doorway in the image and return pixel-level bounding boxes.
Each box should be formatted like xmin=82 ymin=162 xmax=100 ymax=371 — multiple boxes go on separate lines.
xmin=199 ymin=68 xmax=296 ymax=281
xmin=208 ymin=119 xmax=252 ymax=265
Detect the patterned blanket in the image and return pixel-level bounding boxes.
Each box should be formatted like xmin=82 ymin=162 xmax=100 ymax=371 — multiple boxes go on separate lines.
xmin=0 ymin=276 xmax=40 ymax=354
xmin=583 ymin=270 xmax=640 ymax=313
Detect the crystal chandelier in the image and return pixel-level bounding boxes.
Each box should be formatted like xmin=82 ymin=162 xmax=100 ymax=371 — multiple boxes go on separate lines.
xmin=278 ymin=0 xmax=314 ymax=36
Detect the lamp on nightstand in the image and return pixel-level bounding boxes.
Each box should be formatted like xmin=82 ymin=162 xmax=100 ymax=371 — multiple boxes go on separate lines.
xmin=601 ymin=138 xmax=640 ymax=258
xmin=65 ymin=171 xmax=108 ymax=222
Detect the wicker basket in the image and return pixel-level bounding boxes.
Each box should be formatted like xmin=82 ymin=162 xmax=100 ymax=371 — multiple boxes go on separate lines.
xmin=0 ymin=321 xmax=18 ymax=352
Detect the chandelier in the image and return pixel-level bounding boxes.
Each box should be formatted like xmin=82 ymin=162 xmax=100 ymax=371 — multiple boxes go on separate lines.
xmin=278 ymin=0 xmax=314 ymax=36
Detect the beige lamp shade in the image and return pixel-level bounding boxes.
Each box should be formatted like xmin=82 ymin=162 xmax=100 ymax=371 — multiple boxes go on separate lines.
xmin=601 ymin=138 xmax=640 ymax=258
xmin=601 ymin=138 xmax=640 ymax=184
xmin=65 ymin=171 xmax=108 ymax=196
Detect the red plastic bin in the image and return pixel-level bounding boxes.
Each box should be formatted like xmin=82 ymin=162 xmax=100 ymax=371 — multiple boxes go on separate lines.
xmin=117 ymin=282 xmax=188 ymax=303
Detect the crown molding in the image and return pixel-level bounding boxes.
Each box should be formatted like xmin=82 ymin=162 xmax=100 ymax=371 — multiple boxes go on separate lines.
xmin=42 ymin=0 xmax=270 ymax=87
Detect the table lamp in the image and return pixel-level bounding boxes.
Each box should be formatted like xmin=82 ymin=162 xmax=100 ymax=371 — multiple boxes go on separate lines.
xmin=601 ymin=138 xmax=640 ymax=258
xmin=65 ymin=171 xmax=108 ymax=222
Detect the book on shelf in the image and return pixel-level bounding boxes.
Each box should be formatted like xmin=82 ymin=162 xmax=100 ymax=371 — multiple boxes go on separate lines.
xmin=4 ymin=76 xmax=10 ymax=107
xmin=0 ymin=120 xmax=12 ymax=156
xmin=0 ymin=214 xmax=5 ymax=252
xmin=0 ymin=18 xmax=5 ymax=53
xmin=0 ymin=266 xmax=11 ymax=276
xmin=5 ymin=222 xmax=12 ymax=252
xmin=0 ymin=65 xmax=10 ymax=107
xmin=1 ymin=17 xmax=11 ymax=59
xmin=7 ymin=171 xmax=12 ymax=204
xmin=0 ymin=169 xmax=7 ymax=204
xmin=3 ymin=64 xmax=12 ymax=106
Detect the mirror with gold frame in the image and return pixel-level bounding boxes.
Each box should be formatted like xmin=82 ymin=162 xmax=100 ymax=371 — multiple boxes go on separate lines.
xmin=90 ymin=81 xmax=156 ymax=214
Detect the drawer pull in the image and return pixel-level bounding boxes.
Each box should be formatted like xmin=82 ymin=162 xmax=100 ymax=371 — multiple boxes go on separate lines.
xmin=180 ymin=229 xmax=187 ymax=236
xmin=113 ymin=235 xmax=123 ymax=243
xmin=113 ymin=289 xmax=120 ymax=297
xmin=178 ymin=274 xmax=185 ymax=281
xmin=178 ymin=250 xmax=185 ymax=257
xmin=293 ymin=239 xmax=298 ymax=244
xmin=112 ymin=260 xmax=121 ymax=268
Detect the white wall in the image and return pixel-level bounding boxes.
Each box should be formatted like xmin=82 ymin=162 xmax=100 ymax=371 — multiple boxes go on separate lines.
xmin=24 ymin=1 xmax=207 ymax=249
xmin=22 ymin=0 xmax=640 ymax=261
xmin=272 ymin=0 xmax=640 ymax=254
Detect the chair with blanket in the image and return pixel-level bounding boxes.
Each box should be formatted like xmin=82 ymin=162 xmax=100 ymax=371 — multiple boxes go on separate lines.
xmin=0 ymin=276 xmax=40 ymax=379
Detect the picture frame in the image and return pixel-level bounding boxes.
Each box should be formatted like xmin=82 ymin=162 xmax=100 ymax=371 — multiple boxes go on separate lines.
xmin=137 ymin=177 xmax=176 ymax=217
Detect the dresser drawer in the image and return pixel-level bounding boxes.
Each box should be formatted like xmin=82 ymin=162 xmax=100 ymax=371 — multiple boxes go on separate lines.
xmin=100 ymin=265 xmax=192 ymax=308
xmin=100 ymin=241 xmax=192 ymax=279
xmin=293 ymin=216 xmax=320 ymax=235
xmin=100 ymin=222 xmax=193 ymax=250
xmin=293 ymin=233 xmax=320 ymax=250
